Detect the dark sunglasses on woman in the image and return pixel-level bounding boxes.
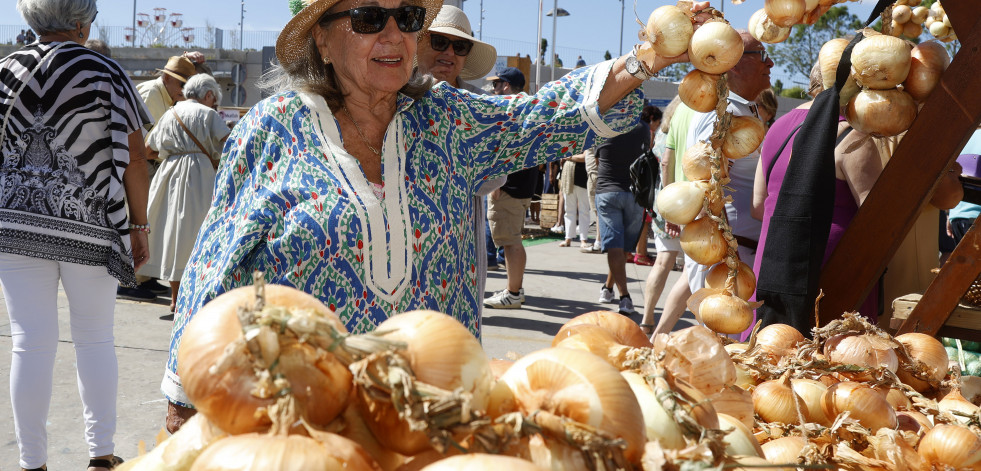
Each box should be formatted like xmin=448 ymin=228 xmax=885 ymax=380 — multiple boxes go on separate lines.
xmin=429 ymin=33 xmax=473 ymax=56
xmin=319 ymin=5 xmax=427 ymax=34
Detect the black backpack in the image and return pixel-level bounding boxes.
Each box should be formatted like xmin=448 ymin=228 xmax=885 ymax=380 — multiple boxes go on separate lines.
xmin=629 ymin=148 xmax=660 ymax=211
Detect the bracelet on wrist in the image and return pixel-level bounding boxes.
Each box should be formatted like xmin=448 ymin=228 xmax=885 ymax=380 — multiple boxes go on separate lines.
xmin=130 ymin=223 xmax=151 ymax=234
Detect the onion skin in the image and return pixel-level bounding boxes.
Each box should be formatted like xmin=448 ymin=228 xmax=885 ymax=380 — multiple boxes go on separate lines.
xmin=622 ymin=371 xmax=687 ymax=449
xmin=557 ymin=310 xmax=653 ymax=348
xmin=761 ymin=436 xmax=807 ymax=467
xmin=189 ymin=433 xmax=382 ymax=471
xmin=938 ymin=388 xmax=980 ymax=424
xmin=680 ymin=217 xmax=728 ymax=266
xmin=821 ymin=381 xmax=897 ymax=432
xmin=850 ymin=34 xmax=912 ymax=89
xmin=722 ymin=116 xmax=766 ymax=160
xmin=682 ymin=140 xmax=716 ymax=181
xmin=419 ymin=454 xmax=547 ymax=471
xmin=918 ymin=424 xmax=981 ymax=469
xmin=753 ymin=375 xmax=806 ymax=425
xmin=678 ymin=70 xmax=721 ymax=113
xmin=656 ymin=181 xmax=707 ymax=226
xmin=689 ymin=22 xmax=745 ymax=75
xmin=645 ymin=6 xmax=694 ymax=58
xmin=718 ymin=413 xmax=765 ymax=457
xmin=553 ymin=324 xmax=632 ymax=369
xmin=177 ymin=284 xmax=352 ymax=435
xmin=903 ymin=40 xmax=950 ymax=102
xmin=749 ymin=9 xmax=791 ymax=44
xmin=755 ymin=324 xmax=805 ymax=358
xmin=704 ymin=261 xmax=757 ymax=301
xmin=790 ymin=379 xmax=833 ymax=426
xmin=895 ymin=332 xmax=948 ymax=392
xmin=846 ymin=88 xmax=917 ymax=138
xmin=356 ymin=310 xmax=494 ymax=456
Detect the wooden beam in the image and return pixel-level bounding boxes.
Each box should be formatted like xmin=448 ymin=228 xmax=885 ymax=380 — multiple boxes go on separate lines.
xmin=816 ymin=6 xmax=981 ymax=326
xmin=896 ymin=218 xmax=981 ymax=336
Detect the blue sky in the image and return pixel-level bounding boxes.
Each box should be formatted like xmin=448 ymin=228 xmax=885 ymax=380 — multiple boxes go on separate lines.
xmin=3 ymin=0 xmax=879 ymax=85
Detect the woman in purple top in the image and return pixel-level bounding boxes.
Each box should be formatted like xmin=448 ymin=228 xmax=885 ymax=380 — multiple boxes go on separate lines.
xmin=748 ymin=66 xmax=884 ymax=337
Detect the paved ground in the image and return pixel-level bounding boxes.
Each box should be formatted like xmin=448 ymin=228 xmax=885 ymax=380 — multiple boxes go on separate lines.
xmin=0 ymin=228 xmax=696 ymax=469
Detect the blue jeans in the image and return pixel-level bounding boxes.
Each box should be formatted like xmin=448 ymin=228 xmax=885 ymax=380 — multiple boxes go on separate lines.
xmin=595 ymin=191 xmax=644 ymax=251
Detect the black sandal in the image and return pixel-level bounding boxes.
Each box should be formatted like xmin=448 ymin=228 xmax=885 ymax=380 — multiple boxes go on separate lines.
xmin=88 ymin=455 xmax=124 ymax=470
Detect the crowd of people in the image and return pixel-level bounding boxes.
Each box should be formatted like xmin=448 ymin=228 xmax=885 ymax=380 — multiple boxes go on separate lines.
xmin=0 ymin=0 xmax=975 ymax=469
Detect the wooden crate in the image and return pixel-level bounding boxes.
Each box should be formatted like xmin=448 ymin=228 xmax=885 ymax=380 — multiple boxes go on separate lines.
xmin=539 ymin=193 xmax=559 ymax=230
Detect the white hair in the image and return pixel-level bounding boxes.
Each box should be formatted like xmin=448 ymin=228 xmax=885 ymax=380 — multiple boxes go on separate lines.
xmin=183 ymin=74 xmax=222 ymax=104
xmin=17 ymin=0 xmax=97 ymax=35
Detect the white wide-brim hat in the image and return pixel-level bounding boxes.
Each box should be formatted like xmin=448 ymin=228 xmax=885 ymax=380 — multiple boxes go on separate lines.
xmin=425 ymin=5 xmax=497 ymax=81
xmin=277 ymin=0 xmax=443 ymax=68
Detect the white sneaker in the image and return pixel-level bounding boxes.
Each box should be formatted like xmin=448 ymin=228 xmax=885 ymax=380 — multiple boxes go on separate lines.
xmin=484 ymin=289 xmax=522 ymax=309
xmin=618 ymin=297 xmax=637 ymax=316
xmin=599 ymin=286 xmax=615 ymax=303
xmin=550 ymin=225 xmax=565 ymax=234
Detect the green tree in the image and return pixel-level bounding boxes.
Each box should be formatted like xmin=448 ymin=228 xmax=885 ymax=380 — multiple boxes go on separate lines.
xmin=779 ymin=86 xmax=807 ymax=99
xmin=540 ymin=38 xmax=548 ymax=63
xmin=773 ymin=79 xmax=785 ymax=95
xmin=656 ymin=63 xmax=693 ymax=83
xmin=768 ymin=6 xmax=864 ymax=85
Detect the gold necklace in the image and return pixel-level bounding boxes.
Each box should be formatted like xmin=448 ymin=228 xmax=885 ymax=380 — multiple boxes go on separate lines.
xmin=341 ymin=105 xmax=381 ymax=156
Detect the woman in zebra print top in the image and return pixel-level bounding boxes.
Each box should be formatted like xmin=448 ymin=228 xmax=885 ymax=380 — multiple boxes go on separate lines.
xmin=0 ymin=1 xmax=152 ymax=469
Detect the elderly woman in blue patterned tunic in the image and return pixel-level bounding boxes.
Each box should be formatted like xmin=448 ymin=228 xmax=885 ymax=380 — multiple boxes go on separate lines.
xmin=162 ymin=0 xmax=707 ymax=428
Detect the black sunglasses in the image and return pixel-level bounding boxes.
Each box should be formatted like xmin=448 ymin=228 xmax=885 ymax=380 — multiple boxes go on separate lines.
xmin=319 ymin=6 xmax=426 ymax=34
xmin=429 ymin=33 xmax=473 ymax=56
xmin=744 ymin=49 xmax=770 ymax=63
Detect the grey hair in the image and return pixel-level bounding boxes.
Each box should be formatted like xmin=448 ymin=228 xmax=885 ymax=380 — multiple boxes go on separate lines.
xmin=184 ymin=74 xmax=223 ymax=104
xmin=17 ymin=0 xmax=97 ymax=35
xmin=258 ymin=35 xmax=434 ymax=111
xmin=84 ymin=38 xmax=110 ymax=57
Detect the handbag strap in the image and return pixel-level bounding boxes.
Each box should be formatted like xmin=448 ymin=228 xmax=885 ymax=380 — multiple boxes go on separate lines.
xmin=171 ymin=108 xmax=211 ymax=159
xmin=1 ymin=43 xmax=68 ymax=146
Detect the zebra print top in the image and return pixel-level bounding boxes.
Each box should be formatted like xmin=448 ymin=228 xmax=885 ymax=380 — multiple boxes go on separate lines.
xmin=0 ymin=42 xmax=152 ymax=285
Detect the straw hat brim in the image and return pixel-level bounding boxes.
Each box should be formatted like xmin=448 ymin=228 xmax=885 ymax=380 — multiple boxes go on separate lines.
xmin=277 ymin=0 xmax=443 ymax=68
xmin=158 ymin=68 xmax=191 ymax=83
xmin=425 ymin=25 xmax=497 ymax=81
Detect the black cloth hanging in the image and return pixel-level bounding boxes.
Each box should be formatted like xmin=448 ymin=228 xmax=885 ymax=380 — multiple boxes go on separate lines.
xmin=754 ymin=1 xmax=893 ymax=336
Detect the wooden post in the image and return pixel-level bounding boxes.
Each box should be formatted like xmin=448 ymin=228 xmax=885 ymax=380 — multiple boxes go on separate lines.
xmin=816 ymin=5 xmax=981 ymax=326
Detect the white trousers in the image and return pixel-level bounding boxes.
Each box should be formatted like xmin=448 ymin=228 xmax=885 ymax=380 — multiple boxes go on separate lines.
xmin=563 ymin=185 xmax=591 ymax=242
xmin=0 ymin=253 xmax=118 ymax=468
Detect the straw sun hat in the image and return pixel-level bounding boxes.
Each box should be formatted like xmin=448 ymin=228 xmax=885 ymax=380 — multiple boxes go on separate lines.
xmin=157 ymin=56 xmax=196 ymax=83
xmin=425 ymin=5 xmax=497 ymax=80
xmin=277 ymin=0 xmax=443 ymax=68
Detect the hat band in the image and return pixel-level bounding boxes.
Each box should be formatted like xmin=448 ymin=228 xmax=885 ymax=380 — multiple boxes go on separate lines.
xmin=429 ymin=21 xmax=472 ymax=37
xmin=165 ymin=67 xmax=191 ymax=80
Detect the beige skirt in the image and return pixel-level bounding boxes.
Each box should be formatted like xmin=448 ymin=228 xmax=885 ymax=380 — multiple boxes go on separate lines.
xmin=137 ymin=152 xmax=216 ymax=282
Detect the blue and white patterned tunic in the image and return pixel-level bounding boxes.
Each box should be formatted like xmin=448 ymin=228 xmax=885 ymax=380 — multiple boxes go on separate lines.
xmin=163 ymin=60 xmax=644 ymax=406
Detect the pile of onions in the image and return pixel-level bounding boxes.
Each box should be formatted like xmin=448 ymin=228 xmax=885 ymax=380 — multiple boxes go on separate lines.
xmin=903 ymin=40 xmax=951 ymax=102
xmin=189 ymin=433 xmax=381 ymax=471
xmin=924 ymin=1 xmax=956 ymax=42
xmin=678 ymin=70 xmax=721 ymax=113
xmin=887 ymin=3 xmax=929 ymax=39
xmin=722 ymin=116 xmax=766 ymax=160
xmin=356 ymin=310 xmax=494 ymax=456
xmin=748 ymin=9 xmax=791 ymax=44
xmin=656 ymin=181 xmax=707 ymax=226
xmin=682 ymin=141 xmax=716 ymax=181
xmin=689 ymin=21 xmax=744 ymax=75
xmin=644 ymin=5 xmax=694 ymax=57
xmin=680 ymin=217 xmax=727 ymax=265
xmin=704 ymin=261 xmax=756 ymax=301
xmin=176 ymin=285 xmax=353 ymax=435
xmin=488 ymin=347 xmax=647 ymax=462
xmin=850 ymin=34 xmax=912 ymax=90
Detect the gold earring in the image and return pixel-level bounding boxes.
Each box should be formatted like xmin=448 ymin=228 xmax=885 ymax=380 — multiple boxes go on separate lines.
xmin=323 ymin=57 xmax=331 ymax=65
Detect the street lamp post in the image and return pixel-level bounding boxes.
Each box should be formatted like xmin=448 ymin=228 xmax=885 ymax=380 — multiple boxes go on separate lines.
xmin=535 ymin=0 xmax=543 ymax=92
xmin=546 ymin=4 xmax=570 ymax=82
xmin=132 ymin=0 xmax=137 ymax=47
xmin=619 ymin=0 xmax=625 ymax=56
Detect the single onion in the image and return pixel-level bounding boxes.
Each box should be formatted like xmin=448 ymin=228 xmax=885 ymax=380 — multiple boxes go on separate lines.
xmin=761 ymin=436 xmax=807 ymax=467
xmin=873 ymin=386 xmax=913 ymax=411
xmin=851 ymin=34 xmax=912 ymax=89
xmin=356 ymin=310 xmax=493 ymax=456
xmin=911 ymin=6 xmax=929 ymax=24
xmin=918 ymin=424 xmax=981 ymax=469
xmin=553 ymin=323 xmax=632 ymax=369
xmin=419 ymin=454 xmax=546 ymax=471
xmin=817 ymin=38 xmax=862 ymax=106
xmin=705 ymin=261 xmax=757 ymax=301
xmin=693 ymin=180 xmax=727 ymax=215
xmin=938 ymin=388 xmax=980 ymax=424
xmin=821 ymin=381 xmax=897 ymax=432
xmin=790 ymin=379 xmax=833 ymax=426
xmin=557 ymin=310 xmax=653 ymax=348
xmin=718 ymin=413 xmax=765 ymax=457
xmin=177 ymin=284 xmax=352 ymax=435
xmin=824 ymin=334 xmax=900 ymax=380
xmin=846 ymin=88 xmax=917 ymax=137
xmin=338 ymin=405 xmax=406 ymax=471
xmin=893 ymin=4 xmax=913 ymax=23
xmin=895 ymin=332 xmax=949 ymax=392
xmin=682 ymin=141 xmax=716 ymax=181
xmin=749 ymin=9 xmax=792 ymax=43
xmin=656 ymin=181 xmax=707 ymax=226
xmin=698 ymin=292 xmax=755 ymax=335
xmin=678 ymin=70 xmax=721 ymax=113
xmin=753 ymin=373 xmax=807 ymax=425
xmin=644 ymin=5 xmax=694 ymax=57
xmin=903 ymin=40 xmax=951 ymax=102
xmin=764 ymin=0 xmax=806 ymax=27
xmin=689 ymin=21 xmax=745 ymax=75
xmin=488 ymin=348 xmax=646 ymax=462
xmin=722 ymin=116 xmax=766 ymax=160
xmin=622 ymin=371 xmax=687 ymax=449
xmin=755 ymin=324 xmax=805 ymax=358
xmin=903 ymin=21 xmax=923 ymax=39
xmin=929 ymin=21 xmax=949 ymax=39
xmin=189 ymin=433 xmax=382 ymax=471
xmin=680 ymin=217 xmax=728 ymax=265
